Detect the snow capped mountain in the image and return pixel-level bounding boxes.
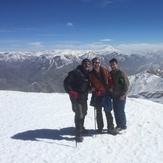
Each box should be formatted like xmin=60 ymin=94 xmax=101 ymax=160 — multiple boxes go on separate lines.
xmin=0 ymin=50 xmax=82 ymax=62
xmin=0 ymin=46 xmax=119 ymax=63
xmin=128 ymin=71 xmax=163 ymax=104
xmin=97 ymin=45 xmax=122 ymax=54
xmin=0 ymin=47 xmax=163 ymax=104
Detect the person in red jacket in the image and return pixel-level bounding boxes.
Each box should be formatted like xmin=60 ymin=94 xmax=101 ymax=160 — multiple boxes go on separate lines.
xmin=63 ymin=58 xmax=91 ymax=142
xmin=89 ymin=57 xmax=118 ymax=135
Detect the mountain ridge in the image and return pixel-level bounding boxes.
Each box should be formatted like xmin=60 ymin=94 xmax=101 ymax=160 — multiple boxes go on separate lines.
xmin=0 ymin=47 xmax=163 ymax=104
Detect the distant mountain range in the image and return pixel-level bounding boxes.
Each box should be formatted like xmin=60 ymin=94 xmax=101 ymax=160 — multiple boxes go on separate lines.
xmin=0 ymin=46 xmax=163 ymax=103
xmin=128 ymin=71 xmax=163 ymax=104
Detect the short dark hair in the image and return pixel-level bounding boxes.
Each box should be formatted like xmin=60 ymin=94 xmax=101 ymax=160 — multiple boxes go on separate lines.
xmin=92 ymin=57 xmax=100 ymax=64
xmin=109 ymin=58 xmax=118 ymax=64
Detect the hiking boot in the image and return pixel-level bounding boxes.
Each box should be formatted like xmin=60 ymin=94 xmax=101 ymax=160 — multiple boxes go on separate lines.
xmin=115 ymin=127 xmax=122 ymax=132
xmin=75 ymin=132 xmax=84 ymax=142
xmin=108 ymin=127 xmax=118 ymax=135
xmin=115 ymin=126 xmax=127 ymax=134
xmin=118 ymin=128 xmax=127 ymax=134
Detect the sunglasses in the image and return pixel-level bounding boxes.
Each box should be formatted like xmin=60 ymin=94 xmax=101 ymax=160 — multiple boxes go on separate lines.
xmin=93 ymin=62 xmax=100 ymax=65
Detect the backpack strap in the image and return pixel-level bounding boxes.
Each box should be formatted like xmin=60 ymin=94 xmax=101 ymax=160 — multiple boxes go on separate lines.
xmin=63 ymin=69 xmax=76 ymax=93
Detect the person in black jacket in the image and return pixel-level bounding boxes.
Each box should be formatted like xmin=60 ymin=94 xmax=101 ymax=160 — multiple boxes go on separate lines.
xmin=63 ymin=58 xmax=91 ymax=142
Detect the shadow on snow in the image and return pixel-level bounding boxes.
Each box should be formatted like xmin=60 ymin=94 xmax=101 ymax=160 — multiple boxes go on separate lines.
xmin=11 ymin=127 xmax=96 ymax=142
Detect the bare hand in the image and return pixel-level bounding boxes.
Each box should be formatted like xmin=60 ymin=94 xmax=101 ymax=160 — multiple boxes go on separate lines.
xmin=120 ymin=95 xmax=125 ymax=100
xmin=89 ymin=87 xmax=95 ymax=92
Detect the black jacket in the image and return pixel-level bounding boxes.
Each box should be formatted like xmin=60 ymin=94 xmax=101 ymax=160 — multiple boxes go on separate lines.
xmin=63 ymin=65 xmax=90 ymax=102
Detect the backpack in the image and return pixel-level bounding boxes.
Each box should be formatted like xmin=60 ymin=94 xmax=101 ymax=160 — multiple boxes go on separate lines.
xmin=63 ymin=70 xmax=75 ymax=93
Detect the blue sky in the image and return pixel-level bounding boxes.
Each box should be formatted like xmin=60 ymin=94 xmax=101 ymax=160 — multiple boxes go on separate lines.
xmin=0 ymin=0 xmax=163 ymax=52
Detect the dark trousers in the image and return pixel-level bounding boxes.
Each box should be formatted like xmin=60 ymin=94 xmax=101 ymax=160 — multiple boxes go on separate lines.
xmin=70 ymin=97 xmax=88 ymax=132
xmin=113 ymin=96 xmax=127 ymax=129
xmin=96 ymin=96 xmax=114 ymax=130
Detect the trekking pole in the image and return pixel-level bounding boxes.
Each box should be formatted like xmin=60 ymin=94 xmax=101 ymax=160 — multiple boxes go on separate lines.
xmin=74 ymin=99 xmax=78 ymax=147
xmin=94 ymin=107 xmax=96 ymax=137
xmin=75 ymin=138 xmax=77 ymax=147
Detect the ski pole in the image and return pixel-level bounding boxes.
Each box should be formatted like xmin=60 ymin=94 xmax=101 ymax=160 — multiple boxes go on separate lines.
xmin=74 ymin=99 xmax=78 ymax=147
xmin=94 ymin=107 xmax=96 ymax=137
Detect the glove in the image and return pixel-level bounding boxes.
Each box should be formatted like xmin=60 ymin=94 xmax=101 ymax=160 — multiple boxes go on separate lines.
xmin=69 ymin=91 xmax=78 ymax=99
xmin=96 ymin=91 xmax=101 ymax=96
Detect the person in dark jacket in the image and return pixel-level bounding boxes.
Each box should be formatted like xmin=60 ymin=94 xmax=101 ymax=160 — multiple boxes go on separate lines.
xmin=63 ymin=58 xmax=91 ymax=142
xmin=89 ymin=57 xmax=118 ymax=135
xmin=109 ymin=58 xmax=130 ymax=134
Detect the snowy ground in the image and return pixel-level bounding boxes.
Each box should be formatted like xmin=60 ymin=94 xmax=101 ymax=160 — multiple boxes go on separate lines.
xmin=0 ymin=91 xmax=163 ymax=163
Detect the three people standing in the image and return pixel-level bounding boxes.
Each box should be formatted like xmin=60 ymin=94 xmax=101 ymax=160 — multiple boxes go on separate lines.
xmin=64 ymin=57 xmax=130 ymax=142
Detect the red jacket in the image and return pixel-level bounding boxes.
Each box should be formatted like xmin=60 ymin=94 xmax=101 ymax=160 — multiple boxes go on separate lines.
xmin=89 ymin=66 xmax=113 ymax=93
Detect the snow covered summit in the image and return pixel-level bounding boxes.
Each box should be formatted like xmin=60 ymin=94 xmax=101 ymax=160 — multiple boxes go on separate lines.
xmin=1 ymin=91 xmax=163 ymax=163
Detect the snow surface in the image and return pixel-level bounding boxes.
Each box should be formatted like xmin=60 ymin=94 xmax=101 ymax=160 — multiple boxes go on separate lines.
xmin=1 ymin=91 xmax=163 ymax=163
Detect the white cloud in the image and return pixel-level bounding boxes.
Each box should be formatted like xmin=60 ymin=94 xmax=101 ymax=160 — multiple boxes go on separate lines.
xmin=1 ymin=37 xmax=163 ymax=53
xmin=115 ymin=43 xmax=163 ymax=53
xmin=38 ymin=34 xmax=58 ymax=37
xmin=80 ymin=0 xmax=113 ymax=6
xmin=100 ymin=38 xmax=112 ymax=42
xmin=51 ymin=41 xmax=163 ymax=53
xmin=66 ymin=22 xmax=74 ymax=27
xmin=101 ymin=0 xmax=113 ymax=6
xmin=48 ymin=40 xmax=107 ymax=50
xmin=28 ymin=42 xmax=43 ymax=47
